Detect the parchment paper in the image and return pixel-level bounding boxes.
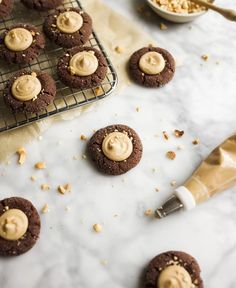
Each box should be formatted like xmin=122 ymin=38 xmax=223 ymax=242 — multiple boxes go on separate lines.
xmin=0 ymin=0 xmax=156 ymax=162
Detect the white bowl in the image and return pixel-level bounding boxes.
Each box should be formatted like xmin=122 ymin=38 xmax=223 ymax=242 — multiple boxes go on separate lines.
xmin=146 ymin=0 xmax=207 ymax=23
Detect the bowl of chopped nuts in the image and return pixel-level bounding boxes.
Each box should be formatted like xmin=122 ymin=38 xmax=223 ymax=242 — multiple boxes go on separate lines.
xmin=147 ymin=0 xmax=210 ymax=23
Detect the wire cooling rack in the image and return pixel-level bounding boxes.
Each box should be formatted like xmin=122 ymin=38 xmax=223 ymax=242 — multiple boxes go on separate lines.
xmin=0 ymin=0 xmax=118 ymax=133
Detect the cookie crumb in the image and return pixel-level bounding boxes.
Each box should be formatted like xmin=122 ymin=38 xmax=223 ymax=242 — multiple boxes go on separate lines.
xmin=41 ymin=203 xmax=49 ymax=214
xmin=201 ymin=54 xmax=209 ymax=61
xmin=93 ymin=223 xmax=102 ymax=233
xmin=114 ymin=46 xmax=124 ymax=54
xmin=35 ymin=162 xmax=46 ymax=169
xmin=144 ymin=208 xmax=153 ymax=216
xmin=163 ymin=131 xmax=169 ymax=140
xmin=160 ymin=22 xmax=168 ymax=30
xmin=136 ymin=107 xmax=140 ymax=112
xmin=192 ymin=138 xmax=200 ymax=145
xmin=41 ymin=183 xmax=50 ymax=190
xmin=166 ymin=151 xmax=176 ymax=160
xmin=80 ymin=134 xmax=87 ymax=141
xmin=174 ymin=129 xmax=184 ymax=138
xmin=94 ymin=87 xmax=103 ymax=96
xmin=17 ymin=147 xmax=26 ymax=165
xmin=155 ymin=187 xmax=160 ymax=192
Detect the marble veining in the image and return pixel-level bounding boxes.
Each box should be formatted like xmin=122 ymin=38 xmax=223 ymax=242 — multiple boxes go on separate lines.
xmin=0 ymin=0 xmax=236 ymax=287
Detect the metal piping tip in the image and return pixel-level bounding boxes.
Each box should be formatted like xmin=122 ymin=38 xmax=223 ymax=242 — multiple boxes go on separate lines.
xmin=155 ymin=194 xmax=184 ymax=219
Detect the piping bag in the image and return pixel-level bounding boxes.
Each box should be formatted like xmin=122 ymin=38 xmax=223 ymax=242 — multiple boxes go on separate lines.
xmin=155 ymin=134 xmax=236 ymax=218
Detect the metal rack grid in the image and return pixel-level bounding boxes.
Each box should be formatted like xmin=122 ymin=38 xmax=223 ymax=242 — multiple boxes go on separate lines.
xmin=0 ymin=0 xmax=118 ymax=133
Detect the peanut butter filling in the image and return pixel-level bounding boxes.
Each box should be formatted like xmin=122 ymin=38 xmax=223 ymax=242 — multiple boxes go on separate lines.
xmin=0 ymin=209 xmax=28 ymax=241
xmin=56 ymin=11 xmax=83 ymax=34
xmin=69 ymin=51 xmax=98 ymax=76
xmin=102 ymin=131 xmax=133 ymax=161
xmin=11 ymin=72 xmax=42 ymax=102
xmin=4 ymin=28 xmax=33 ymax=52
xmin=139 ymin=51 xmax=165 ymax=75
xmin=158 ymin=265 xmax=194 ymax=288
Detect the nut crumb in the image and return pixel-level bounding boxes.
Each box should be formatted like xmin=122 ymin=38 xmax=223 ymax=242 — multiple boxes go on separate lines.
xmin=201 ymin=54 xmax=209 ymax=61
xmin=174 ymin=129 xmax=184 ymax=138
xmin=80 ymin=134 xmax=87 ymax=141
xmin=144 ymin=209 xmax=153 ymax=216
xmin=160 ymin=22 xmax=168 ymax=30
xmin=35 ymin=162 xmax=46 ymax=169
xmin=100 ymin=259 xmax=108 ymax=266
xmin=192 ymin=138 xmax=200 ymax=145
xmin=114 ymin=46 xmax=124 ymax=54
xmin=82 ymin=154 xmax=87 ymax=159
xmin=65 ymin=206 xmax=71 ymax=212
xmin=41 ymin=183 xmax=50 ymax=190
xmin=58 ymin=183 xmax=71 ymax=195
xmin=30 ymin=176 xmax=37 ymax=181
xmin=17 ymin=147 xmax=26 ymax=165
xmin=155 ymin=187 xmax=160 ymax=192
xmin=136 ymin=107 xmax=140 ymax=112
xmin=163 ymin=131 xmax=169 ymax=140
xmin=41 ymin=203 xmax=49 ymax=214
xmin=166 ymin=151 xmax=176 ymax=160
xmin=94 ymin=87 xmax=103 ymax=96
xmin=93 ymin=223 xmax=102 ymax=233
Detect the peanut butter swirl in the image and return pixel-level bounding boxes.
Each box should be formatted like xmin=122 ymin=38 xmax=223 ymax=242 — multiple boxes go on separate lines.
xmin=139 ymin=51 xmax=165 ymax=75
xmin=56 ymin=11 xmax=83 ymax=33
xmin=0 ymin=209 xmax=28 ymax=241
xmin=4 ymin=28 xmax=33 ymax=52
xmin=11 ymin=73 xmax=42 ymax=102
xmin=69 ymin=51 xmax=98 ymax=76
xmin=102 ymin=131 xmax=133 ymax=161
xmin=158 ymin=265 xmax=194 ymax=288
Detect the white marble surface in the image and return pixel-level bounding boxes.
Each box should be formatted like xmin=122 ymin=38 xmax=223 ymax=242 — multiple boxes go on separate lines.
xmin=1 ymin=0 xmax=236 ymax=287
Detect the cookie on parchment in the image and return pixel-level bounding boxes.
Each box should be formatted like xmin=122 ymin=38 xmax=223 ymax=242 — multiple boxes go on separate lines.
xmin=21 ymin=0 xmax=63 ymax=11
xmin=43 ymin=7 xmax=92 ymax=48
xmin=0 ymin=23 xmax=45 ymax=64
xmin=145 ymin=251 xmax=204 ymax=288
xmin=0 ymin=197 xmax=41 ymax=256
xmin=4 ymin=70 xmax=56 ymax=114
xmin=0 ymin=0 xmax=14 ymax=18
xmin=57 ymin=46 xmax=107 ymax=89
xmin=129 ymin=47 xmax=175 ymax=87
xmin=88 ymin=124 xmax=143 ymax=175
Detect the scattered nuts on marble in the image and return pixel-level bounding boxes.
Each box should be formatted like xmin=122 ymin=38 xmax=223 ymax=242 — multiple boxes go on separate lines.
xmin=170 ymin=180 xmax=177 ymax=187
xmin=201 ymin=54 xmax=209 ymax=61
xmin=192 ymin=138 xmax=200 ymax=145
xmin=94 ymin=87 xmax=103 ymax=96
xmin=174 ymin=129 xmax=184 ymax=137
xmin=80 ymin=134 xmax=87 ymax=141
xmin=155 ymin=187 xmax=160 ymax=192
xmin=58 ymin=183 xmax=71 ymax=195
xmin=160 ymin=22 xmax=168 ymax=30
xmin=17 ymin=147 xmax=26 ymax=165
xmin=93 ymin=223 xmax=102 ymax=233
xmin=35 ymin=162 xmax=46 ymax=169
xmin=114 ymin=46 xmax=124 ymax=54
xmin=41 ymin=184 xmax=50 ymax=190
xmin=163 ymin=131 xmax=169 ymax=140
xmin=41 ymin=203 xmax=49 ymax=214
xmin=144 ymin=209 xmax=153 ymax=216
xmin=30 ymin=175 xmax=37 ymax=182
xmin=166 ymin=151 xmax=176 ymax=160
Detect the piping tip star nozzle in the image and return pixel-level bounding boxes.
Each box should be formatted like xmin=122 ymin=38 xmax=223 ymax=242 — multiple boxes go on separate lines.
xmin=155 ymin=194 xmax=184 ymax=219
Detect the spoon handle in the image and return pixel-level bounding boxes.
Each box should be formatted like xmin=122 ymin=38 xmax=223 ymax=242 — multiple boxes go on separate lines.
xmin=190 ymin=0 xmax=236 ymax=21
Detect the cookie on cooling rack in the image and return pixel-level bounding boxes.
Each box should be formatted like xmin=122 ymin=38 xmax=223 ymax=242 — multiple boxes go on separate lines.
xmin=43 ymin=7 xmax=92 ymax=48
xmin=21 ymin=0 xmax=63 ymax=11
xmin=144 ymin=251 xmax=204 ymax=288
xmin=129 ymin=47 xmax=175 ymax=87
xmin=0 ymin=197 xmax=41 ymax=256
xmin=4 ymin=70 xmax=56 ymax=114
xmin=88 ymin=124 xmax=143 ymax=175
xmin=57 ymin=46 xmax=107 ymax=89
xmin=0 ymin=23 xmax=45 ymax=64
xmin=0 ymin=0 xmax=14 ymax=18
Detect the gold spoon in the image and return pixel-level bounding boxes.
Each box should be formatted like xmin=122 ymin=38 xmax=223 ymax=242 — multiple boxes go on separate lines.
xmin=190 ymin=0 xmax=236 ymax=21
